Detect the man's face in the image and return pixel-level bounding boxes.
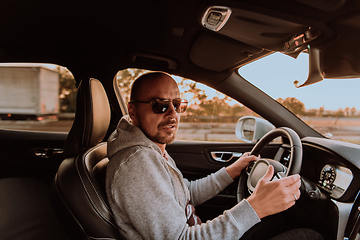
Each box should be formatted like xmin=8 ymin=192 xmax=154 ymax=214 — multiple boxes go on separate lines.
xmin=129 ymin=75 xmax=181 ymax=147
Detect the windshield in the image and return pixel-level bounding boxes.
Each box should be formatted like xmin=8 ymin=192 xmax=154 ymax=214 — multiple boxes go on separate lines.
xmin=239 ymin=52 xmax=360 ymax=145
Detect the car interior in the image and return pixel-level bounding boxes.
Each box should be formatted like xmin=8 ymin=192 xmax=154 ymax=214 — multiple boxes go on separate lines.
xmin=1 ymin=0 xmax=360 ymax=240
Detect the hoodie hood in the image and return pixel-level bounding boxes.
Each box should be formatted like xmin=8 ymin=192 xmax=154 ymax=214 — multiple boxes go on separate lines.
xmin=107 ymin=115 xmax=162 ymax=158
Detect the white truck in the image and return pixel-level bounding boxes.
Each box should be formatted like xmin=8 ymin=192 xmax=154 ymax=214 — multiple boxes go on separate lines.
xmin=0 ymin=65 xmax=59 ymax=120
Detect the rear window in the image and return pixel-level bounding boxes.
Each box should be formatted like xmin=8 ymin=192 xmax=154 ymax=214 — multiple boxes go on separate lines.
xmin=0 ymin=63 xmax=76 ymax=132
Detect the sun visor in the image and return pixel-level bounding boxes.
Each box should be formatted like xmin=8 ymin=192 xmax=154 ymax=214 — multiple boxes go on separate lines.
xmin=189 ymin=32 xmax=263 ymax=72
xmin=201 ymin=6 xmax=310 ymax=52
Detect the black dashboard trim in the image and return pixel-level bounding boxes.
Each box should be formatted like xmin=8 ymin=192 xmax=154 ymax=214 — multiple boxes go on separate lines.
xmin=302 ymin=137 xmax=360 ymax=169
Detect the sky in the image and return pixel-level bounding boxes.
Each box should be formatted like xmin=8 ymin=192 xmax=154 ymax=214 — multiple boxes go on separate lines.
xmin=238 ymin=52 xmax=360 ymax=111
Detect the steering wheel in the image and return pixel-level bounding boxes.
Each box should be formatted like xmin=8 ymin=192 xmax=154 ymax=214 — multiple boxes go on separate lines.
xmin=237 ymin=127 xmax=302 ymax=202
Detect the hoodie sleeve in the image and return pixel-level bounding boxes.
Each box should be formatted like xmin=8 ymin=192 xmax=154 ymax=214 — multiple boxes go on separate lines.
xmin=184 ymin=167 xmax=234 ymax=206
xmin=107 ymin=147 xmax=260 ymax=240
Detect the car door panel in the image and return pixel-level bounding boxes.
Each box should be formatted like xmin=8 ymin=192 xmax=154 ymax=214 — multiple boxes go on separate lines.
xmin=0 ymin=129 xmax=66 ymax=178
xmin=0 ymin=128 xmax=70 ymax=240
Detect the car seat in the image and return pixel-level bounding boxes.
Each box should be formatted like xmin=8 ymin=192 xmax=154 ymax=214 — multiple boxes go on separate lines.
xmin=51 ymin=78 xmax=124 ymax=240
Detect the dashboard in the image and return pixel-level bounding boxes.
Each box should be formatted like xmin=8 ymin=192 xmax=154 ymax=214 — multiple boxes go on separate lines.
xmin=276 ymin=137 xmax=359 ymax=202
xmin=268 ymin=135 xmax=360 ymax=239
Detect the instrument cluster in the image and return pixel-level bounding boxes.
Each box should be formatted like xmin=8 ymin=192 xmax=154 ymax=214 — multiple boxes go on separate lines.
xmin=318 ymin=164 xmax=353 ymax=199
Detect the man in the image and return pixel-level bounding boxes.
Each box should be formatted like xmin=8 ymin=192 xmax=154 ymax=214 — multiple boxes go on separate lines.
xmin=106 ymin=72 xmax=323 ymax=239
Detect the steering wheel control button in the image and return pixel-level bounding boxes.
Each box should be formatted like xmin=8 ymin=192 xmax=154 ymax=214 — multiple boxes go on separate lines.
xmin=275 ymin=172 xmax=286 ymax=180
xmin=246 ymin=161 xmax=255 ymax=175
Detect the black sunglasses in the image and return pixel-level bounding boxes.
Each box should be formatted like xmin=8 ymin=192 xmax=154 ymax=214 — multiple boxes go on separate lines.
xmin=130 ymin=98 xmax=188 ymax=114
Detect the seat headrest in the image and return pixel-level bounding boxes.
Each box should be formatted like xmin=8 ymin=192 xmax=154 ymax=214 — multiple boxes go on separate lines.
xmin=64 ymin=78 xmax=110 ymax=158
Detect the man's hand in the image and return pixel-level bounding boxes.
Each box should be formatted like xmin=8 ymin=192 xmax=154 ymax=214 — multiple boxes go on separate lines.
xmin=225 ymin=152 xmax=259 ymax=179
xmin=246 ymin=165 xmax=301 ymax=219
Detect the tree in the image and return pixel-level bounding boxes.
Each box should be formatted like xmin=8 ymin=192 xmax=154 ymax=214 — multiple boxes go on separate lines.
xmin=277 ymin=97 xmax=305 ymax=116
xmin=351 ymin=107 xmax=357 ymax=117
xmin=116 ymin=69 xmax=148 ymax=103
xmin=59 ymin=66 xmax=77 ymax=113
xmin=318 ymin=106 xmax=324 ymax=117
xmin=179 ymin=79 xmax=208 ymax=103
xmin=335 ymin=108 xmax=345 ymax=118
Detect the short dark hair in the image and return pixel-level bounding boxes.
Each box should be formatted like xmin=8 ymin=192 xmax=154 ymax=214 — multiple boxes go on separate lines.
xmin=130 ymin=72 xmax=171 ymax=101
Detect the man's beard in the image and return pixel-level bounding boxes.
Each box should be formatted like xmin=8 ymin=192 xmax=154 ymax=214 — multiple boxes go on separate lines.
xmin=141 ymin=118 xmax=178 ymax=145
xmin=152 ymin=131 xmax=176 ymax=145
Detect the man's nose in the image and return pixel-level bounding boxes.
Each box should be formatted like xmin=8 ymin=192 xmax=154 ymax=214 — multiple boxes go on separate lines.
xmin=165 ymin=102 xmax=178 ymax=117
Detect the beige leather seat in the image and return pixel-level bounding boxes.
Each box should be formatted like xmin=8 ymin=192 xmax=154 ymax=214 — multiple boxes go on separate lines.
xmin=51 ymin=78 xmax=123 ymax=240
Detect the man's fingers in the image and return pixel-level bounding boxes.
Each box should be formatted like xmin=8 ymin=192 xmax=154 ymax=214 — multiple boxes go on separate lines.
xmin=295 ymin=189 xmax=301 ymax=199
xmin=279 ymin=174 xmax=301 ymax=187
xmin=279 ymin=175 xmax=302 ymax=200
xmin=287 ymin=179 xmax=302 ymax=195
xmin=260 ymin=165 xmax=274 ymax=182
xmin=288 ymin=189 xmax=301 ymax=204
xmin=243 ymin=152 xmax=250 ymax=157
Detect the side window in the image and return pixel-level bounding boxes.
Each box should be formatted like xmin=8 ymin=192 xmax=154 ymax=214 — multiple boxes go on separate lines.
xmin=0 ymin=63 xmax=76 ymax=132
xmin=116 ymin=68 xmax=259 ymax=142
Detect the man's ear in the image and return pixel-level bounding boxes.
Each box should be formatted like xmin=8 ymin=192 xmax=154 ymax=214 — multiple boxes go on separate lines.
xmin=128 ymin=102 xmax=135 ymax=118
xmin=128 ymin=103 xmax=139 ymax=127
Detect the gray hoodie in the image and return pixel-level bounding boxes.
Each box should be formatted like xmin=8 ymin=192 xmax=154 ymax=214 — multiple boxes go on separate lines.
xmin=106 ymin=116 xmax=260 ymax=240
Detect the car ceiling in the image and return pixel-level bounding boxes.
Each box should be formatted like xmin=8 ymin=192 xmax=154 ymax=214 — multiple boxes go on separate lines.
xmin=0 ymin=0 xmax=360 ymax=86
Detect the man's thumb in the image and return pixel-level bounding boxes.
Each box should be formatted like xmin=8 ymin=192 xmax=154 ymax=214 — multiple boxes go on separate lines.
xmin=261 ymin=165 xmax=274 ymax=182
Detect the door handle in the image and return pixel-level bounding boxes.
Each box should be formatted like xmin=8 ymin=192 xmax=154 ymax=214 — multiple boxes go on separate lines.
xmin=32 ymin=148 xmax=64 ymax=158
xmin=210 ymin=151 xmax=243 ymax=163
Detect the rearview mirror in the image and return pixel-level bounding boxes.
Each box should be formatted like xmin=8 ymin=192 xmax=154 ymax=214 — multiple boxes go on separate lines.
xmin=235 ymin=116 xmax=275 ymax=143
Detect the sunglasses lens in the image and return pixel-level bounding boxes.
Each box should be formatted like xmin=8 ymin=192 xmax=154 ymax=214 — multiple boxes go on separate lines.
xmin=173 ymin=99 xmax=188 ymax=113
xmin=151 ymin=99 xmax=188 ymax=114
xmin=152 ymin=99 xmax=169 ymax=114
